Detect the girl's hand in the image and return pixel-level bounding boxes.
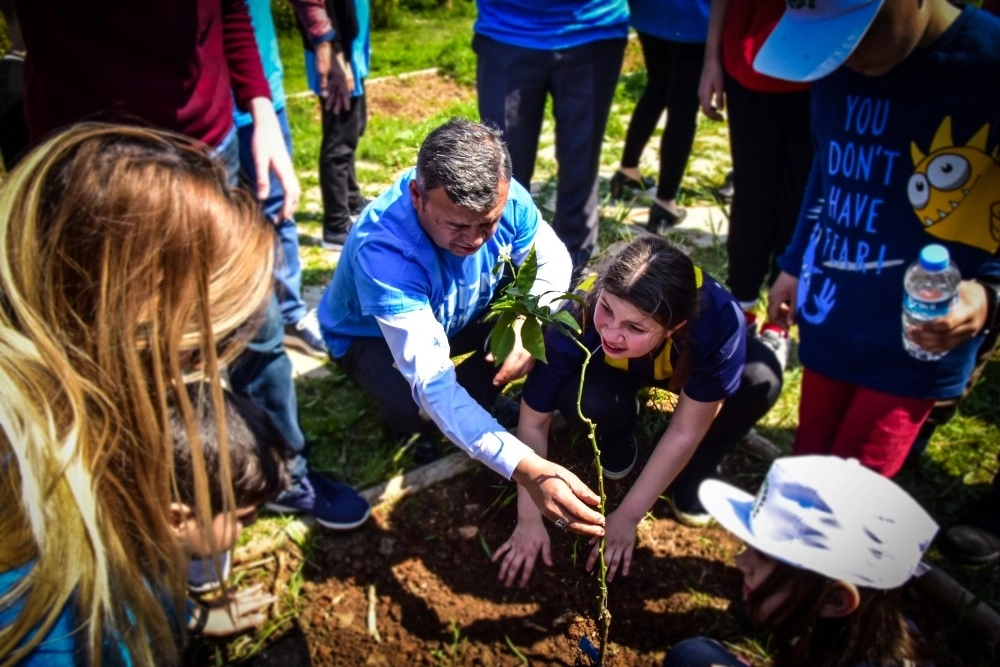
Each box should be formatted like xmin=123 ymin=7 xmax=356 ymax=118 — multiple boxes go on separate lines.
xmin=586 ymin=509 xmax=638 ymax=582
xmin=196 ymin=584 xmax=278 ymax=638
xmin=491 ymin=516 xmax=552 ymax=589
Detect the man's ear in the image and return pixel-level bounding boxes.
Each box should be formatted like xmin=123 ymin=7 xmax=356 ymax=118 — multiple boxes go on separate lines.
xmin=817 ymin=581 xmax=861 ymax=619
xmin=168 ymin=502 xmax=194 ymax=538
xmin=409 ymin=179 xmax=422 ymax=208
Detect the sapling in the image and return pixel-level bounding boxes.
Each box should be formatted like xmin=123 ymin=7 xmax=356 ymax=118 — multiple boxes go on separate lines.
xmin=486 ymin=245 xmax=612 ymax=666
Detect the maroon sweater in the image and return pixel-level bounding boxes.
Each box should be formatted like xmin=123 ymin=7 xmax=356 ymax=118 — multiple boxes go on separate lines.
xmin=14 ymin=0 xmax=271 ymax=149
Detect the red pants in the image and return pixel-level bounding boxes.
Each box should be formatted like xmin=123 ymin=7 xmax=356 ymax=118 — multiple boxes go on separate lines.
xmin=793 ymin=368 xmax=936 ymax=478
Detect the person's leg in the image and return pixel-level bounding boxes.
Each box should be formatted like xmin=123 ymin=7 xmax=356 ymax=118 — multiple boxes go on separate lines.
xmin=554 ymin=361 xmax=643 ymax=478
xmin=724 ymin=75 xmax=788 ymax=306
xmin=664 ymin=637 xmax=749 ymax=667
xmin=474 ymin=33 xmax=550 ymax=192
xmin=771 ymin=89 xmax=813 ymax=289
xmin=237 ymin=110 xmax=308 ymax=327
xmin=828 ymin=388 xmax=935 ymax=477
xmin=654 ymin=40 xmax=704 ymax=203
xmin=793 ymin=367 xmax=857 ymax=457
xmin=670 ymin=335 xmax=784 ymax=510
xmin=619 ymin=32 xmax=670 ymax=171
xmin=319 ymin=95 xmax=363 ymax=241
xmin=339 ymin=337 xmax=437 ymax=437
xmin=346 ymin=93 xmax=368 ymax=214
xmin=548 ymin=37 xmax=627 ymax=267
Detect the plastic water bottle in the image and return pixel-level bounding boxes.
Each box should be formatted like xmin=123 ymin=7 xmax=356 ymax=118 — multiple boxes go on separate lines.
xmin=902 ymin=244 xmax=960 ymax=361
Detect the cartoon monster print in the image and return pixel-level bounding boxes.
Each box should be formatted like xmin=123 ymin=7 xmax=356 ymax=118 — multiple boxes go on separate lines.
xmin=908 ymin=116 xmax=1000 ymax=253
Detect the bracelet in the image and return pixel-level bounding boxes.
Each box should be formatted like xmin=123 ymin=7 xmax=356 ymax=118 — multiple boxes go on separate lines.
xmin=189 ymin=603 xmax=210 ymax=637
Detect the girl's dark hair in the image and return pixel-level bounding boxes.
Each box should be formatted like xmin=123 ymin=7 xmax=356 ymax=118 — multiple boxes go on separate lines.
xmin=171 ymin=384 xmax=290 ymax=513
xmin=589 ymin=236 xmax=699 ymax=329
xmin=748 ymin=557 xmax=927 ymax=667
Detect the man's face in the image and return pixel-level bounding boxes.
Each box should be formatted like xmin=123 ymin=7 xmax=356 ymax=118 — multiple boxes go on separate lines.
xmin=843 ymin=0 xmax=932 ymax=76
xmin=410 ymin=179 xmax=508 ymax=257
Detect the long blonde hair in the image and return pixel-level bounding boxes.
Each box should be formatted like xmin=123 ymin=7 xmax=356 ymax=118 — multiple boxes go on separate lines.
xmin=0 ymin=124 xmax=276 ymax=665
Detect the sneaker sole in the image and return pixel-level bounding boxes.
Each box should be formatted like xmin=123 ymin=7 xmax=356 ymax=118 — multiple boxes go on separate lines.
xmin=665 ymin=496 xmax=714 ymax=528
xmin=601 ymin=448 xmax=637 ymax=481
xmin=264 ymin=502 xmax=372 ymax=531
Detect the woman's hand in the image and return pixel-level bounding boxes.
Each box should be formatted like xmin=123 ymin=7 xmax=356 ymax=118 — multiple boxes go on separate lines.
xmin=492 ymin=515 xmax=552 ymax=588
xmin=195 ymin=584 xmax=277 ymax=638
xmin=586 ymin=509 xmax=638 ymax=582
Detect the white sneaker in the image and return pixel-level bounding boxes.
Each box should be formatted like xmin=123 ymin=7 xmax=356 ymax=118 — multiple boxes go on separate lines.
xmin=284 ymin=308 xmax=327 ymax=360
xmin=758 ymin=323 xmax=789 ymax=371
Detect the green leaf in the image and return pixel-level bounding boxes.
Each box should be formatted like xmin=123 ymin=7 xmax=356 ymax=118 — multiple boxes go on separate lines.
xmin=514 ymin=245 xmax=538 ymax=293
xmin=551 ymin=309 xmax=582 ymax=334
xmin=520 ymin=316 xmax=547 ymax=364
xmin=488 ymin=311 xmax=517 ymax=365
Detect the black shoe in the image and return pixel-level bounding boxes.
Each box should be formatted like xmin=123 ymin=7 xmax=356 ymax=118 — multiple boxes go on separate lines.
xmin=609 ymin=170 xmax=655 ymax=200
xmin=598 ymin=431 xmax=637 ymax=480
xmin=322 ymin=226 xmax=352 ymax=249
xmin=645 ymin=202 xmax=687 ymax=235
xmin=938 ymin=494 xmax=1000 ymax=565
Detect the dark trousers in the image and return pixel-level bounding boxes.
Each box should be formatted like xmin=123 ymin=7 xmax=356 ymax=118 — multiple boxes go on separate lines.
xmin=620 ymin=34 xmax=704 ymax=202
xmin=320 ymin=93 xmax=367 ymax=234
xmin=337 ymin=318 xmax=504 ymax=439
xmin=555 ymin=335 xmax=783 ymax=507
xmin=474 ymin=33 xmax=626 ymax=268
xmin=724 ymin=73 xmax=812 ymax=304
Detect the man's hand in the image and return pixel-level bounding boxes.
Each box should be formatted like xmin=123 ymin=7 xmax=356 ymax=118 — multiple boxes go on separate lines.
xmin=248 ymin=98 xmax=300 ymax=221
xmin=316 ymin=41 xmax=353 ymax=113
xmin=195 ymin=584 xmax=277 ymax=638
xmin=906 ymin=280 xmax=989 ymax=354
xmin=512 ymin=451 xmax=605 ymax=537
xmin=586 ymin=509 xmax=638 ymax=582
xmin=768 ymin=271 xmax=798 ymax=328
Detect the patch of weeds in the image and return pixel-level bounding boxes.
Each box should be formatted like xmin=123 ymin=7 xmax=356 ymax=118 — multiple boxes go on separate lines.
xmin=430 ymin=619 xmax=468 ymax=666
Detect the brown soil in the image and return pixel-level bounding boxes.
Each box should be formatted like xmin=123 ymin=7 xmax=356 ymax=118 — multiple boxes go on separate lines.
xmin=366 ymin=74 xmax=477 ymax=125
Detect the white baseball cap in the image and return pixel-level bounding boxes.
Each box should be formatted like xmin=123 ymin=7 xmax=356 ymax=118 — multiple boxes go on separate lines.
xmin=699 ymin=455 xmax=938 ymax=589
xmin=753 ymin=0 xmax=886 ymax=82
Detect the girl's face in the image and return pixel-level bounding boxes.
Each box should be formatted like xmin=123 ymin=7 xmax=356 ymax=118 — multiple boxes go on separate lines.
xmin=734 ymin=544 xmax=790 ymax=626
xmin=178 ymin=505 xmax=261 ymax=559
xmin=593 ymin=290 xmax=669 ymax=360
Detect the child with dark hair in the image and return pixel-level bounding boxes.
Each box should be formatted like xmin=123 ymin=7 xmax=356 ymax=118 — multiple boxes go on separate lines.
xmin=493 ymin=236 xmax=784 ymax=587
xmin=171 ymin=384 xmax=291 ymax=638
xmin=665 ymin=455 xmax=937 ymax=666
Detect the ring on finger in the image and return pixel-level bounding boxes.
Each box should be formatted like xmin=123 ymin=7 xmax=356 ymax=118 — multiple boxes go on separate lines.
xmin=554 ymin=518 xmax=567 ymax=530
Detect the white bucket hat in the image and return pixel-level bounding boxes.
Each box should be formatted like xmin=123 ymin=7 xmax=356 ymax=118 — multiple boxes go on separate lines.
xmin=699 ymin=456 xmax=938 ymax=589
xmin=753 ymin=0 xmax=886 ymax=82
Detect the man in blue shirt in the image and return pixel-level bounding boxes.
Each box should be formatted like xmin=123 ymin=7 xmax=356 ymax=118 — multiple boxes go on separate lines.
xmin=319 ymin=118 xmax=607 ymax=535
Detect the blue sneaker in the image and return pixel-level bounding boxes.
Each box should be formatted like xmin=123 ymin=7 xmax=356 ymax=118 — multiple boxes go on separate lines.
xmin=187 ymin=551 xmax=231 ymax=594
xmin=265 ymin=472 xmax=371 ymax=530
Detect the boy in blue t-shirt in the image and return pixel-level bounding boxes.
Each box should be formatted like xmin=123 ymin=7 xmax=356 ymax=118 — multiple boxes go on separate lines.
xmin=757 ymin=0 xmax=1000 ymax=479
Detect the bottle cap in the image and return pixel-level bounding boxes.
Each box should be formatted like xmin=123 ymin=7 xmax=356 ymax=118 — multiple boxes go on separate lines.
xmin=919 ymin=244 xmax=950 ymax=272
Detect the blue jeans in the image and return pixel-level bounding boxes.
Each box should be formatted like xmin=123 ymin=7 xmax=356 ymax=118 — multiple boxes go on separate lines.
xmin=664 ymin=638 xmax=748 ymax=667
xmin=237 ymin=108 xmax=308 ymax=326
xmin=216 ymin=128 xmax=308 ymax=482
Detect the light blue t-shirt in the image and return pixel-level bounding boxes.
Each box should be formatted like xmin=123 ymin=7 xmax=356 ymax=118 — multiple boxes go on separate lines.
xmin=318 ymin=168 xmax=541 ymax=357
xmin=628 ymin=0 xmax=709 ymax=43
xmin=234 ymin=0 xmax=286 ymax=128
xmin=474 ymin=0 xmax=629 ymax=51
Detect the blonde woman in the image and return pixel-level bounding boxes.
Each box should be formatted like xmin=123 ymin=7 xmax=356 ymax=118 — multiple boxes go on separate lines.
xmin=0 ymin=124 xmax=277 ymax=665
